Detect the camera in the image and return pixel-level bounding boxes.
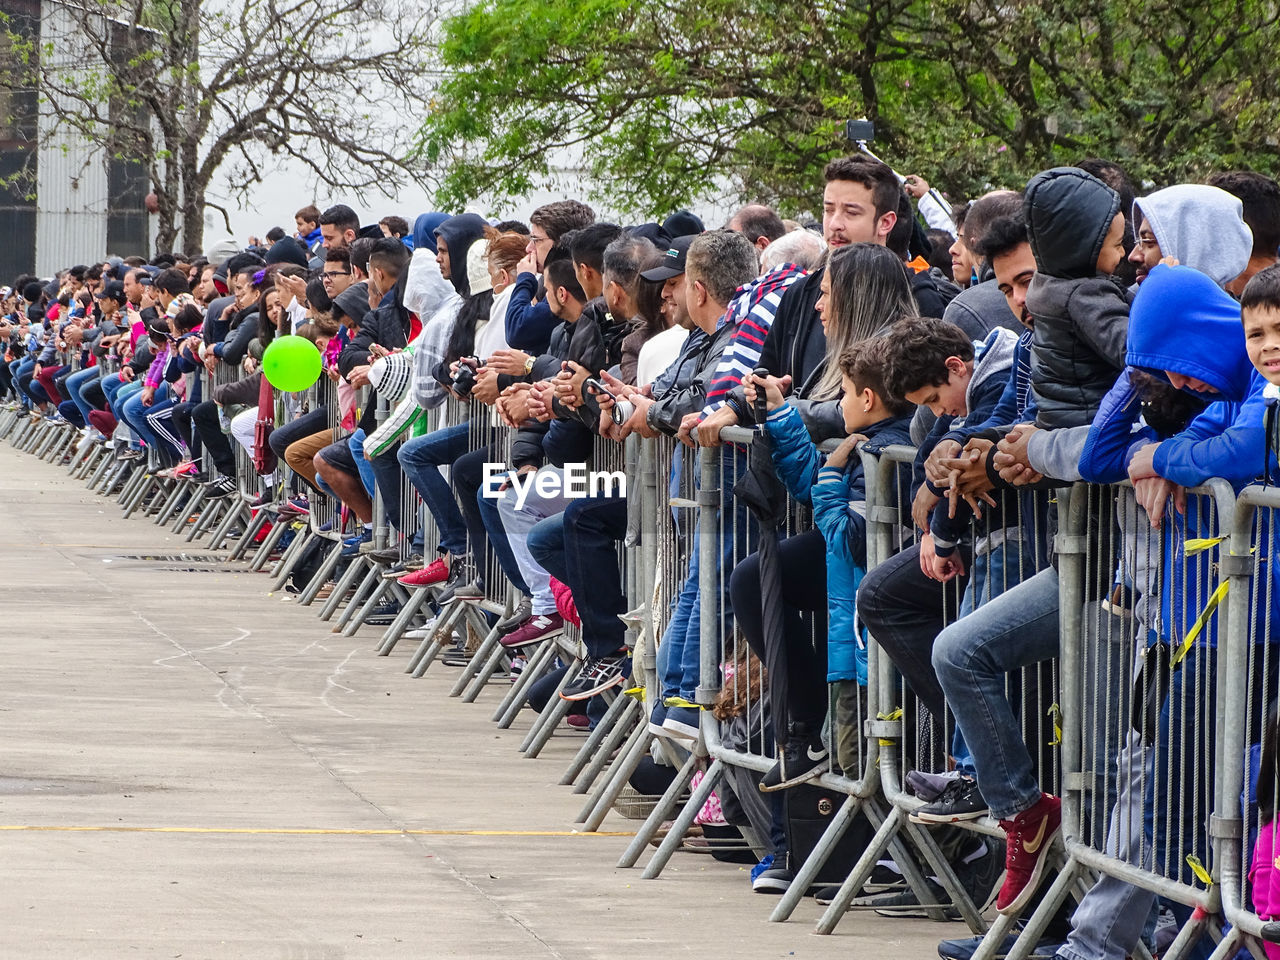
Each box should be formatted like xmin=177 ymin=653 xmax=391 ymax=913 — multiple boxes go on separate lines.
xmin=451 ymin=356 xmax=480 ymax=397
xmin=611 ymin=399 xmax=635 ymax=425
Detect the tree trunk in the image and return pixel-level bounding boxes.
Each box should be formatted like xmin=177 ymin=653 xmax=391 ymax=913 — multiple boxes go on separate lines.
xmin=180 ymin=142 xmax=204 ymax=256
xmin=154 ymin=197 xmax=178 ymax=254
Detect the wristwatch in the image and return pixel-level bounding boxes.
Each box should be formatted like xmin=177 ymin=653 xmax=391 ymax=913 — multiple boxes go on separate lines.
xmin=524 ymin=355 xmax=535 ymax=375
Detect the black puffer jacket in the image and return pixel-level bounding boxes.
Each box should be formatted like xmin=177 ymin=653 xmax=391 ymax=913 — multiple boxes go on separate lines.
xmin=1024 ymin=167 xmax=1130 ymax=428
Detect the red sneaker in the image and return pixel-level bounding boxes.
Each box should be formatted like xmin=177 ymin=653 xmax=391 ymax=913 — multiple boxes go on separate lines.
xmin=996 ymin=793 xmax=1062 ymax=915
xmin=499 ymin=613 xmax=564 ymax=648
xmin=398 ymin=558 xmax=450 ymax=587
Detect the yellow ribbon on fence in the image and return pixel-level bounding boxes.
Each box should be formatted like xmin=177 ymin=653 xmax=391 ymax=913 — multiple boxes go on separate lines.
xmin=1185 ymin=854 xmax=1214 ymax=887
xmin=1047 ymin=704 xmax=1062 ymax=747
xmin=877 ymin=707 xmax=903 ymax=746
xmin=1183 ymin=536 xmax=1226 ymax=557
xmin=1172 ymin=580 xmax=1229 ymax=668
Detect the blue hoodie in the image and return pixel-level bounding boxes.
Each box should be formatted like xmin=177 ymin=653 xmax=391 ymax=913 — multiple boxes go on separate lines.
xmin=411 ymin=212 xmax=449 ymax=254
xmin=1082 ymin=263 xmax=1269 ymax=648
xmin=1128 ymin=266 xmax=1265 ymax=488
xmin=1080 ymin=264 xmax=1256 ymax=484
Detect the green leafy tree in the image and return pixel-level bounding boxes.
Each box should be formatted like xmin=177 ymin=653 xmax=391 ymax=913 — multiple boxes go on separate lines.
xmin=417 ymin=0 xmax=1280 ymax=215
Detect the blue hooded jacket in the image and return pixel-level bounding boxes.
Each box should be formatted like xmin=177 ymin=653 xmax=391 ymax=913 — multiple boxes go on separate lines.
xmin=1130 ymin=264 xmax=1263 ymax=488
xmin=411 ymin=212 xmax=449 ymax=254
xmin=1079 ymin=264 xmax=1256 ymax=484
xmin=764 ymin=403 xmax=913 ymax=683
xmin=1081 ymin=263 xmax=1269 ymax=648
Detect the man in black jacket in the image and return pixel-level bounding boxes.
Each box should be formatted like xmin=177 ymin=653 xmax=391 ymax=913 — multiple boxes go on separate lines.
xmin=696 ymin=155 xmax=918 ymax=446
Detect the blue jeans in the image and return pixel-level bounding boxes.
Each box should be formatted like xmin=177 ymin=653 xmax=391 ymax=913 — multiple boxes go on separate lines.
xmin=109 ymin=379 xmax=145 ymax=448
xmin=397 ymin=422 xmax=470 ymax=556
xmin=57 ymin=399 xmax=85 ymax=426
xmin=65 ymin=367 xmax=100 ymax=424
xmin=348 ymin=429 xmax=406 ymax=531
xmin=528 ymin=497 xmax=629 ymax=657
xmin=348 ymin=429 xmax=376 ymax=497
xmin=478 ymin=477 xmax=532 ymax=597
xmin=933 ymin=565 xmax=1060 ymax=819
xmin=121 ymin=382 xmax=171 ymax=452
xmin=950 ymin=540 xmax=1027 ymax=779
xmin=14 ymin=356 xmax=37 ymax=406
xmin=658 ymin=447 xmax=755 ymax=703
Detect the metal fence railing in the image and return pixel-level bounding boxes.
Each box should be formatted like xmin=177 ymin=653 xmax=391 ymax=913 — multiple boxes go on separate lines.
xmin=27 ymin=362 xmax=1280 ymax=960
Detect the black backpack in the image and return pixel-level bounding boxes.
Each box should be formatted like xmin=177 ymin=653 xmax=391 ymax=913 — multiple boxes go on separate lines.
xmin=287 ymin=536 xmax=330 ymax=594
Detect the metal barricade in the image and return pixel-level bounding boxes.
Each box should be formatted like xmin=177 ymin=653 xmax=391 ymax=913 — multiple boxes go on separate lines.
xmin=1214 ymin=484 xmax=1280 ymax=960
xmin=624 ymin=428 xmax=762 ymax=873
xmin=818 ymin=454 xmax=1064 ymax=937
xmin=985 ymin=479 xmax=1235 ymax=960
xmin=518 ymin=428 xmax=636 ymax=760
xmin=295 ymin=373 xmax=360 ymax=605
xmin=572 ymin=432 xmax=670 ymax=832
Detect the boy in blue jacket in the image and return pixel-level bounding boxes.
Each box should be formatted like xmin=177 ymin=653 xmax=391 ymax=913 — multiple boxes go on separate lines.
xmin=1064 ymin=262 xmax=1270 ymax=960
xmin=1241 ymin=265 xmax=1280 ymax=464
xmin=743 ymin=335 xmax=913 ymax=788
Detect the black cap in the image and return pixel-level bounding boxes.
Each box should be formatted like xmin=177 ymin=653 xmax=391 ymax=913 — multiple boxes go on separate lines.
xmin=663 ymin=210 xmax=704 ymax=238
xmin=96 ymin=280 xmax=126 ymax=302
xmin=640 ymin=234 xmax=696 ymax=282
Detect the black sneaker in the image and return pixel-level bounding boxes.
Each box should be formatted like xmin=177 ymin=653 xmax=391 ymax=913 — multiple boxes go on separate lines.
xmin=441 ymin=641 xmax=472 ymax=667
xmin=364 ymin=600 xmax=403 ymax=626
xmin=955 ymin=836 xmax=1004 ymax=913
xmin=751 ymin=867 xmax=794 ymax=894
xmin=496 ymin=598 xmax=533 ymax=633
xmin=381 ymin=554 xmax=424 ymax=580
xmin=759 ymin=733 xmax=829 ymax=793
xmin=910 ymin=776 xmax=989 ymax=823
xmin=560 ymin=653 xmax=628 ymax=701
xmin=203 ymin=475 xmax=236 ymax=499
xmin=855 ymin=880 xmax=960 ymax=920
xmin=813 ymin=861 xmax=907 ymax=903
xmin=435 ymin=561 xmax=470 ymax=603
xmin=366 ymin=544 xmax=401 ymax=565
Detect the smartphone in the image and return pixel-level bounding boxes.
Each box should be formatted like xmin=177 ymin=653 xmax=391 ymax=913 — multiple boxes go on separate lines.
xmin=584 ymin=377 xmax=617 ymax=402
xmin=844 ymin=119 xmax=875 ymax=143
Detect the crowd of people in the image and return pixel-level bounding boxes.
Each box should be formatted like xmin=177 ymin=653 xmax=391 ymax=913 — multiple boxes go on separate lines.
xmin=6 ymin=154 xmax=1280 ymax=960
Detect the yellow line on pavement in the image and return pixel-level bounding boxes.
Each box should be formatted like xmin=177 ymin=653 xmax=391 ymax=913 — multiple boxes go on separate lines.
xmin=0 ymin=825 xmax=634 ymax=837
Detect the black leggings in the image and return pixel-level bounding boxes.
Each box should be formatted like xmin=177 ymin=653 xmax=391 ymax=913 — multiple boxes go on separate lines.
xmin=731 ymin=528 xmax=829 ymax=738
xmin=169 ymin=402 xmax=197 ymax=452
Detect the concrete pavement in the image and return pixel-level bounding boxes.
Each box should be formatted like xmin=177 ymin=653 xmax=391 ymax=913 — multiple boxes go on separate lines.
xmin=0 ymin=445 xmax=948 ymax=959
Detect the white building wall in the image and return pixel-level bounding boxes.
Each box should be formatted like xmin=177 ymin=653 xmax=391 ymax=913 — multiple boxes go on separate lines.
xmin=34 ymin=0 xmax=109 ymax=276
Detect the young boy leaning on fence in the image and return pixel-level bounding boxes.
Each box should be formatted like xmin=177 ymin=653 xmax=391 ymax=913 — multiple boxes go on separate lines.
xmin=1238 ymin=265 xmax=1280 ymax=947
xmin=743 ymin=335 xmax=913 ymax=782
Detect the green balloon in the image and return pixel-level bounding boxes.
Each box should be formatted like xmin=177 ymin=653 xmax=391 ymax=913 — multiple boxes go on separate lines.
xmin=261 ymin=335 xmax=322 ymax=392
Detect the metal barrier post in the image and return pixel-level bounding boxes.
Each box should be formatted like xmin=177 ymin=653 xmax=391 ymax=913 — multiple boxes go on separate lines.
xmin=635 ymin=442 xmax=723 ymax=878
xmin=1217 ymin=486 xmax=1280 ymax=958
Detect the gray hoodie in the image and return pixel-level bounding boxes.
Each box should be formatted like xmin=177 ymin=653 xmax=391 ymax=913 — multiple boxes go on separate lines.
xmin=1133 ymin=184 xmax=1253 ymax=288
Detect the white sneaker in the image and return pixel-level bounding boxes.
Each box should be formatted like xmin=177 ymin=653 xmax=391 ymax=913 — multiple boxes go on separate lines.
xmin=404 ymin=619 xmax=440 ymax=640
